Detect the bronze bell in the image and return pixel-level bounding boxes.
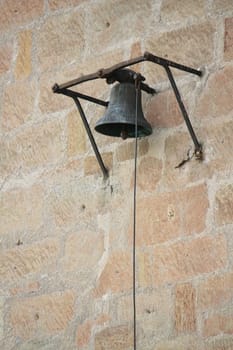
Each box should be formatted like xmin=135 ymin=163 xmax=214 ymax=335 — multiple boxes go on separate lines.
xmin=95 ymin=82 xmax=152 ymax=139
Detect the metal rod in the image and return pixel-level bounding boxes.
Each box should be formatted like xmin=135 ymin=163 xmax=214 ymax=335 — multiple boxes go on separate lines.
xmin=53 ymin=56 xmax=146 ymax=90
xmin=144 ymin=52 xmax=202 ymax=77
xmin=73 ymin=97 xmax=108 ymax=178
xmin=164 ymin=65 xmax=202 ymax=154
xmin=53 ymin=86 xmax=108 ymax=107
xmin=52 ymin=52 xmax=202 ymax=92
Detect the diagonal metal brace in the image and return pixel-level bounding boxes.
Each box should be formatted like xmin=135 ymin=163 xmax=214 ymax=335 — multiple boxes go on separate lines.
xmin=164 ymin=65 xmax=202 ymax=159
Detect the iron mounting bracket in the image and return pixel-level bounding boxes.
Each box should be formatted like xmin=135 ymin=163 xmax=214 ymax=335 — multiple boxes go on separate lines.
xmin=53 ymin=51 xmax=203 ymax=177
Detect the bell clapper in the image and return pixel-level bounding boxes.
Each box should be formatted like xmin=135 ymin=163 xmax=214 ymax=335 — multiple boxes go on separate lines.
xmin=120 ymin=126 xmax=128 ymax=140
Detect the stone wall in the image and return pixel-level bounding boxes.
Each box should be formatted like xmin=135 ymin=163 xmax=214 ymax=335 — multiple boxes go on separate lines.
xmin=0 ymin=0 xmax=233 ymax=349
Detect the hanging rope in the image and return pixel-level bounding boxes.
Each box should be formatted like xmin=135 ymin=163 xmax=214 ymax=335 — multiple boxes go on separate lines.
xmin=133 ymin=76 xmax=141 ymax=350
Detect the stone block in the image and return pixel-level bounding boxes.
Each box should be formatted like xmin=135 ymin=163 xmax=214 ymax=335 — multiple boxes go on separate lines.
xmin=145 ymin=22 xmax=215 ymax=83
xmin=197 ymin=272 xmax=233 ymax=311
xmin=0 ymin=118 xmax=65 ymax=177
xmin=145 ymin=88 xmax=184 ymax=128
xmin=134 ymin=156 xmax=162 ymax=191
xmin=135 ymin=184 xmax=208 ymax=246
xmin=116 ymin=138 xmax=149 ymax=162
xmin=86 ymin=0 xmax=153 ymax=55
xmin=0 ymin=185 xmax=44 ymax=236
xmin=76 ymin=314 xmax=109 ymax=348
xmin=155 ymin=336 xmax=204 ymax=350
xmin=15 ymin=30 xmax=32 ymax=80
xmin=225 ymin=18 xmax=233 ymax=61
xmin=161 ymin=0 xmax=205 ymax=23
xmin=61 ymin=230 xmax=104 ymax=272
xmin=117 ymin=289 xmax=172 ymax=339
xmin=67 ymin=109 xmax=87 ymax=157
xmin=37 ymin=11 xmax=85 ymax=72
xmin=153 ymin=234 xmax=227 ymax=285
xmin=204 ymin=337 xmax=233 ymax=350
xmin=84 ymin=152 xmax=113 ymax=176
xmin=196 ymin=65 xmax=233 ymax=118
xmin=0 ymin=42 xmax=13 ymax=75
xmin=95 ymin=251 xmax=132 ymax=296
xmin=2 ymin=80 xmax=36 ymax=131
xmin=203 ymin=311 xmax=233 ymax=337
xmin=175 ymin=283 xmax=196 ymax=333
xmin=215 ymin=184 xmax=233 ymax=225
xmin=9 ymin=291 xmax=75 ymax=339
xmin=0 ymin=239 xmax=59 ymax=283
xmin=95 ymin=325 xmax=133 ymax=350
xmin=0 ymin=0 xmax=44 ymax=33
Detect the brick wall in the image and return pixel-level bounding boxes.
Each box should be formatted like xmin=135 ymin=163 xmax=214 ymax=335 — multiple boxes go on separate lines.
xmin=0 ymin=1 xmax=233 ymax=349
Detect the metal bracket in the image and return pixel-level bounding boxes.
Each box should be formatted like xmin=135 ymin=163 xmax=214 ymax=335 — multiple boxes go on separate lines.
xmin=52 ymin=51 xmax=203 ymax=176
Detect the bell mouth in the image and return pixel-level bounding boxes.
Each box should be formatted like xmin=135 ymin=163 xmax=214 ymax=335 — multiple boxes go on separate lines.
xmin=95 ymin=122 xmax=152 ymax=139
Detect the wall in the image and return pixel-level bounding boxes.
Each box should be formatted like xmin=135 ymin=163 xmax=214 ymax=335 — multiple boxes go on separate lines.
xmin=0 ymin=0 xmax=233 ymax=349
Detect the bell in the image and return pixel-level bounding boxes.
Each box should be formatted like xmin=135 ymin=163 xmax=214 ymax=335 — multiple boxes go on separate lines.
xmin=95 ymin=82 xmax=152 ymax=139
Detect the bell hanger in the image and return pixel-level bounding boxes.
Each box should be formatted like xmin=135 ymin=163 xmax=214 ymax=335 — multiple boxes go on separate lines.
xmin=52 ymin=51 xmax=203 ymax=178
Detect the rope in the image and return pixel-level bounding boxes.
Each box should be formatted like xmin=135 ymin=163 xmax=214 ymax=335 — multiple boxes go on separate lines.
xmin=133 ymin=77 xmax=140 ymax=350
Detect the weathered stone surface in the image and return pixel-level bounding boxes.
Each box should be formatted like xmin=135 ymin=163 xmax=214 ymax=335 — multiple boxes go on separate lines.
xmin=153 ymin=234 xmax=227 ymax=285
xmin=37 ymin=11 xmax=85 ymax=72
xmin=196 ymin=66 xmax=233 ymax=118
xmin=161 ymin=0 xmax=205 ymax=23
xmin=95 ymin=251 xmax=131 ymax=296
xmin=116 ymin=138 xmax=149 ymax=162
xmin=76 ymin=314 xmax=109 ymax=348
xmin=84 ymin=152 xmax=113 ymax=176
xmin=17 ymin=338 xmax=62 ymax=350
xmin=215 ymin=184 xmax=233 ymax=225
xmin=135 ymin=184 xmax=208 ymax=246
xmin=2 ymin=81 xmax=36 ymax=131
xmin=155 ymin=336 xmax=204 ymax=350
xmin=48 ymin=0 xmax=85 ymax=10
xmin=211 ymin=0 xmax=233 ymax=15
xmin=197 ymin=272 xmax=233 ymax=311
xmin=204 ymin=337 xmax=233 ymax=350
xmin=137 ymin=251 xmax=153 ymax=288
xmin=163 ymin=120 xmax=233 ymax=189
xmin=225 ymin=18 xmax=233 ymax=61
xmin=145 ymin=22 xmax=214 ymax=83
xmin=39 ymin=49 xmax=123 ymax=114
xmin=175 ymin=283 xmax=196 ymax=333
xmin=135 ymin=156 xmax=162 ymax=191
xmin=0 ymin=239 xmax=59 ymax=283
xmin=15 ymin=30 xmax=32 ymax=80
xmin=62 ymin=230 xmax=104 ymax=272
xmin=86 ymin=0 xmax=153 ymax=54
xmin=0 ymin=118 xmax=65 ymax=177
xmin=117 ymin=289 xmax=171 ymax=338
xmin=146 ymin=88 xmax=184 ymax=128
xmin=0 ymin=185 xmax=44 ymax=236
xmin=0 ymin=0 xmax=44 ymax=33
xmin=130 ymin=41 xmax=143 ymax=72
xmin=0 ymin=297 xmax=4 ymax=341
xmin=0 ymin=42 xmax=13 ymax=75
xmin=67 ymin=109 xmax=86 ymax=157
xmin=10 ymin=291 xmax=75 ymax=339
xmin=95 ymin=325 xmax=133 ymax=350
xmin=48 ymin=178 xmax=109 ymax=228
xmin=10 ymin=281 xmax=40 ymax=296
xmin=203 ymin=311 xmax=233 ymax=337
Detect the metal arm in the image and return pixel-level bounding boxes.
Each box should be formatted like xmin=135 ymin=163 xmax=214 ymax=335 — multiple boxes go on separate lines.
xmin=164 ymin=65 xmax=202 ymax=158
